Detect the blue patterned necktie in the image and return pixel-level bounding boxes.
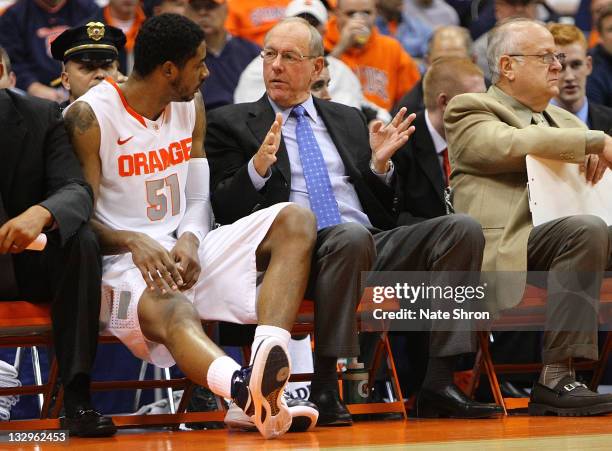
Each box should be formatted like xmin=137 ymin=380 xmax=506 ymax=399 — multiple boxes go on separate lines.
xmin=291 ymin=105 xmax=342 ymax=230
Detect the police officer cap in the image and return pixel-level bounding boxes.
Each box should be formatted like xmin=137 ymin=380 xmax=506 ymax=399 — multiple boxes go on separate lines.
xmin=51 ymin=22 xmax=126 ymax=63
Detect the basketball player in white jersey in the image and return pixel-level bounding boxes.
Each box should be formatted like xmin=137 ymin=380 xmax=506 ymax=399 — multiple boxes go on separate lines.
xmin=63 ymin=14 xmax=317 ymax=439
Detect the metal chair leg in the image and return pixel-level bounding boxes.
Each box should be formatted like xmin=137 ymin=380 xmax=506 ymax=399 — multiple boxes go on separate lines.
xmin=133 ymin=360 xmax=148 ymax=411
xmin=162 ymin=367 xmax=176 ymax=414
xmin=13 ymin=347 xmax=23 ymax=372
xmin=31 ymin=346 xmax=44 ymax=413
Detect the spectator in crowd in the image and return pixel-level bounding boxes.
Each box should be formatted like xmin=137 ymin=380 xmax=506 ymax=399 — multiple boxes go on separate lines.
xmin=394 ymin=57 xmax=485 ymax=223
xmin=0 ymin=46 xmax=16 ymax=89
xmin=390 ymin=56 xmax=488 ymax=408
xmin=473 ymin=0 xmax=538 ymax=80
xmin=65 ymin=13 xmax=319 ymax=439
xmin=392 ymin=25 xmax=474 ymax=115
xmin=324 ymin=0 xmax=420 ymax=111
xmin=207 ymin=17 xmax=502 ymax=425
xmin=51 ymin=23 xmax=126 ymax=108
xmin=185 ymin=0 xmax=260 ymax=111
xmin=445 ymin=18 xmax=612 ymax=416
xmin=234 ymin=0 xmax=391 ymax=122
xmin=588 ymin=0 xmax=612 ymax=48
xmin=143 ymin=0 xmax=188 ymax=16
xmin=0 ymin=0 xmax=99 ymax=102
xmin=225 ymin=0 xmax=290 ymax=47
xmin=403 ymin=0 xmax=460 ymax=28
xmin=88 ymin=0 xmax=146 ymax=75
xmin=549 ymin=23 xmax=612 ymax=133
xmin=587 ymin=4 xmax=612 ymax=108
xmin=375 ymin=0 xmax=433 ymax=59
xmin=310 ymin=57 xmax=332 ymax=100
xmin=0 ymin=60 xmax=115 ymax=436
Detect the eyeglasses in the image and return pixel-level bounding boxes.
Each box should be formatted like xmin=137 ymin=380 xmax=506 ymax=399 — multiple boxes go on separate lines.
xmin=507 ymin=52 xmax=566 ymax=65
xmin=260 ymin=49 xmax=316 ymax=65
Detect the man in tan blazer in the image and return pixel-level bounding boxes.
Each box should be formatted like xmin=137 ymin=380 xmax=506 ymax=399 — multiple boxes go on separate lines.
xmin=445 ymin=18 xmax=612 ymax=416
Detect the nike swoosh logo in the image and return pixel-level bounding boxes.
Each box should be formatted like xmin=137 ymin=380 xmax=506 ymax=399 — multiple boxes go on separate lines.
xmin=117 ymin=136 xmax=134 ymax=145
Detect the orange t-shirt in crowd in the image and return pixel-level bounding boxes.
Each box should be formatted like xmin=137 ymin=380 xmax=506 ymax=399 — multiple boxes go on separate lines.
xmin=589 ymin=29 xmax=600 ymax=48
xmin=103 ymin=5 xmax=146 ymax=52
xmin=225 ymin=0 xmax=290 ymax=47
xmin=324 ymin=16 xmax=420 ymax=111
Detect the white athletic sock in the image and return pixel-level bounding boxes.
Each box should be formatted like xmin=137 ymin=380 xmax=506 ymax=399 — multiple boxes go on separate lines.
xmin=206 ymin=356 xmax=241 ymax=399
xmin=249 ymin=325 xmax=291 ymax=365
xmin=286 ymin=335 xmax=314 ymax=400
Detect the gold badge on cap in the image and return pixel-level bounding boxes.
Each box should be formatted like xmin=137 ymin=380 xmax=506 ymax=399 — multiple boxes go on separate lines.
xmin=86 ymin=22 xmax=106 ymax=41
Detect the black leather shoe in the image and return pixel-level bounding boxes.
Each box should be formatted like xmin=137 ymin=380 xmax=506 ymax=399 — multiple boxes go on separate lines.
xmin=60 ymin=409 xmax=117 ymax=437
xmin=287 ymin=398 xmax=319 ymax=432
xmin=529 ymin=376 xmax=612 ymax=416
xmin=309 ymin=389 xmax=353 ymax=426
xmin=415 ymin=384 xmax=503 ymax=419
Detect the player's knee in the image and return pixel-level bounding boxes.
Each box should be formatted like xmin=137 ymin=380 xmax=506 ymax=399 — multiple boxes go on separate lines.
xmin=138 ymin=292 xmax=198 ymax=343
xmin=272 ymin=204 xmax=317 ymax=247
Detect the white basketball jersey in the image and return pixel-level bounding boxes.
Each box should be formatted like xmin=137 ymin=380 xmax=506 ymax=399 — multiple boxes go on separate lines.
xmin=67 ymin=79 xmax=196 ymax=240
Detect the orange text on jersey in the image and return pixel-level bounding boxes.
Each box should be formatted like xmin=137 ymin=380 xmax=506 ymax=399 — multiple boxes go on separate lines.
xmin=117 ymin=138 xmax=192 ymax=177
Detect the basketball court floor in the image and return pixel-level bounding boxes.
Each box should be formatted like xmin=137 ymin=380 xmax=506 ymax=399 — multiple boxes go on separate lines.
xmin=4 ymin=416 xmax=612 ymax=450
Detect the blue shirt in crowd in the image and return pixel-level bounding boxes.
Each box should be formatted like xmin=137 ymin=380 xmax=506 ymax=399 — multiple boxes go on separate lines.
xmin=200 ymin=35 xmax=261 ymax=111
xmin=0 ymin=0 xmax=99 ymax=91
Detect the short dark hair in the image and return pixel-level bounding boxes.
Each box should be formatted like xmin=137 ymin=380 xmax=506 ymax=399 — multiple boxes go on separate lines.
xmin=597 ymin=4 xmax=612 ymax=33
xmin=133 ymin=13 xmax=204 ymax=77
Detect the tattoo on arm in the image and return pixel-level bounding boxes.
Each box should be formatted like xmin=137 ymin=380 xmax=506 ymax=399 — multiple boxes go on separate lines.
xmin=65 ymin=102 xmax=97 ymax=137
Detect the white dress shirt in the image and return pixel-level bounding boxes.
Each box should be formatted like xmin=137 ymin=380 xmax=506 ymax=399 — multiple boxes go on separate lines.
xmin=424 ymin=109 xmax=448 ymax=174
xmin=247 ymin=95 xmax=396 ymax=228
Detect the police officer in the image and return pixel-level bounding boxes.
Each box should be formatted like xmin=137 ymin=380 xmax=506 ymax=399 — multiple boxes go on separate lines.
xmin=51 ymin=22 xmax=126 ymax=107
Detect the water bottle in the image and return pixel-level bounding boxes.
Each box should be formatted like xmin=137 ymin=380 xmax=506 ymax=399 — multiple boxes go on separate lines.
xmin=342 ymin=359 xmax=370 ymax=404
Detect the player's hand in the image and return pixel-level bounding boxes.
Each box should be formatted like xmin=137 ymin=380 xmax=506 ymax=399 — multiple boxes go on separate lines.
xmin=584 ymin=153 xmax=607 ymax=185
xmin=369 ymin=108 xmax=416 ymax=173
xmin=170 ymin=232 xmax=201 ymax=291
xmin=127 ymin=233 xmax=183 ymax=294
xmin=0 ymin=206 xmax=52 ymax=254
xmin=253 ymin=113 xmax=283 ymax=177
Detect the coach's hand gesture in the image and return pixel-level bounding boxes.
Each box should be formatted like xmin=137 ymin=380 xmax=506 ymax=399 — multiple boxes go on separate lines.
xmin=369 ymin=108 xmax=416 ymax=173
xmin=253 ymin=113 xmax=283 ymax=177
xmin=128 ymin=233 xmax=183 ymax=294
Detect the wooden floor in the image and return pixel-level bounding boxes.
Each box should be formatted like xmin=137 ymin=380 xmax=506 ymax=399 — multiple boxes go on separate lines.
xmin=4 ymin=416 xmax=612 ymax=450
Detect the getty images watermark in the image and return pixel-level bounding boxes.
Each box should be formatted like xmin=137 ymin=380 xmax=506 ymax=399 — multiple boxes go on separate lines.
xmin=359 ymin=271 xmax=607 ymax=333
xmin=370 ymin=282 xmax=489 ymax=321
xmin=359 ymin=271 xmax=492 ymax=332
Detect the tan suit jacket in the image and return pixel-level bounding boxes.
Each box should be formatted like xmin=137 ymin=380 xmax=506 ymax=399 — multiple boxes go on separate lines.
xmin=444 ymin=85 xmax=605 ymax=311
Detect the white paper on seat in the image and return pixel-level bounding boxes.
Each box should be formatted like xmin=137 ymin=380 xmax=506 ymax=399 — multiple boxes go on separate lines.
xmin=526 ymin=155 xmax=612 ymax=226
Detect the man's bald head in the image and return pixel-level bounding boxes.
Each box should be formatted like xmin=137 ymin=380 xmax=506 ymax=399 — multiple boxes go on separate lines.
xmin=487 ymin=18 xmax=548 ymax=83
xmin=265 ymin=17 xmax=324 ymax=58
xmin=427 ymin=25 xmax=473 ymax=64
xmin=487 ymin=18 xmax=562 ymax=111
